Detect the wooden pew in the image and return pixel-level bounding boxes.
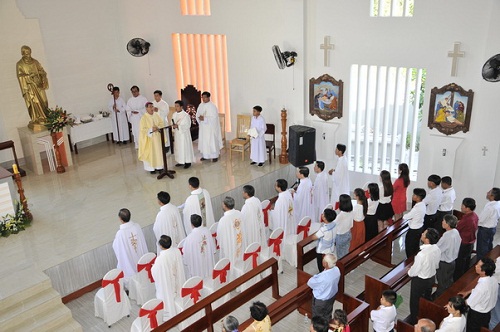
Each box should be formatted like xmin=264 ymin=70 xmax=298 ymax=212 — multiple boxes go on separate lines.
xmin=297 ymin=218 xmax=409 ymax=272
xmin=152 ymin=258 xmax=280 ymax=332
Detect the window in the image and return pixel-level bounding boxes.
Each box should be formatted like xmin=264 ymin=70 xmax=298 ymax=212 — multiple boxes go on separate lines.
xmin=172 ymin=33 xmax=231 ymax=131
xmin=348 ymin=64 xmax=426 ymax=179
xmin=370 ymin=0 xmax=414 ymax=17
xmin=180 ymin=0 xmax=210 ymax=16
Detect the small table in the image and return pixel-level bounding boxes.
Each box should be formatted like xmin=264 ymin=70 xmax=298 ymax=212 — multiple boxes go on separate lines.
xmin=67 ymin=118 xmax=113 ymax=154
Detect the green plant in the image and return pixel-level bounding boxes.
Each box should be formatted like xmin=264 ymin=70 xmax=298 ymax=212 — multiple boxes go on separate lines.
xmin=45 ymin=106 xmax=74 ymax=133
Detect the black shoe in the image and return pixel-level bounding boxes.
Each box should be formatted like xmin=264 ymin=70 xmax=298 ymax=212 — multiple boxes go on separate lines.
xmin=116 ymin=141 xmax=121 ymax=145
xmin=200 ymin=158 xmax=207 ymax=161
xmin=184 ymin=163 xmax=191 ymax=169
xmin=175 ymin=163 xmax=184 ymax=167
xmin=165 ymin=147 xmax=170 ymax=153
xmin=212 ymin=158 xmax=218 ymax=162
xmin=250 ymin=162 xmax=257 ymax=165
xmin=258 ymin=163 xmax=264 ymax=167
xmin=150 ymin=171 xmax=156 ymax=174
xmin=122 ymin=141 xmax=127 ymax=144
xmin=157 ymin=169 xmax=163 ymax=174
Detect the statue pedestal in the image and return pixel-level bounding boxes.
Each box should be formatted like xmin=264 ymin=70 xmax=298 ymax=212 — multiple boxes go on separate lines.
xmin=17 ymin=127 xmax=73 ymax=175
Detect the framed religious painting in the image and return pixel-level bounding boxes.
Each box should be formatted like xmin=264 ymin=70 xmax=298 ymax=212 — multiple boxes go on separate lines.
xmin=309 ymin=74 xmax=343 ymax=121
xmin=428 ymin=83 xmax=474 ymax=135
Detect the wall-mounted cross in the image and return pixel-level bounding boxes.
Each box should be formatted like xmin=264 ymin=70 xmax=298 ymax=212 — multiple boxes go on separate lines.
xmin=320 ymin=36 xmax=334 ymax=67
xmin=482 ymin=146 xmax=488 ymax=156
xmin=448 ymin=42 xmax=465 ymax=77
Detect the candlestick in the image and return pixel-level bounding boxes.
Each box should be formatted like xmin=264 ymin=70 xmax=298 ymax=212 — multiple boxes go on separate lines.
xmin=12 ymin=164 xmax=19 ymax=174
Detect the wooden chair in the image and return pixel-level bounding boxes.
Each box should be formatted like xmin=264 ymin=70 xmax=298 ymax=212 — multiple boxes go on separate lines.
xmin=229 ymin=114 xmax=251 ymax=160
xmin=265 ymin=123 xmax=276 ymax=163
xmin=219 ymin=113 xmax=226 ymax=148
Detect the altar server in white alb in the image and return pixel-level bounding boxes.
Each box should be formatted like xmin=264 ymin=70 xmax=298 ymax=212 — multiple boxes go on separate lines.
xmin=151 ymin=235 xmax=185 ymax=320
xmin=183 ymin=214 xmax=216 ymax=279
xmin=196 ymin=91 xmax=223 ymax=162
xmin=293 ymin=166 xmax=315 ymax=224
xmin=329 ymin=144 xmax=350 ymax=207
xmin=126 ymin=85 xmax=148 ymax=149
xmin=172 ymin=100 xmax=195 ymax=169
xmin=153 ymin=191 xmax=185 ymax=253
xmin=249 ymin=105 xmax=267 ymax=167
xmin=112 ymin=208 xmax=148 ymax=288
xmin=107 ymin=86 xmax=129 ymax=144
xmin=180 ymin=177 xmax=215 ymax=235
xmin=241 ymin=185 xmax=266 ymax=250
xmin=271 ymin=179 xmax=295 ymax=236
xmin=152 ymin=90 xmax=170 ymax=150
xmin=138 ymin=102 xmax=164 ymax=173
xmin=312 ymin=161 xmax=330 ymax=224
xmin=217 ymin=196 xmax=245 ymax=267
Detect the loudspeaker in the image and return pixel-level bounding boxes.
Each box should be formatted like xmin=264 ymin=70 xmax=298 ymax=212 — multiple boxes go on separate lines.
xmin=289 ymin=125 xmax=316 ymax=167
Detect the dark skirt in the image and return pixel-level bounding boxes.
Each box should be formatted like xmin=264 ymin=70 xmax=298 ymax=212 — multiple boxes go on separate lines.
xmin=376 ymin=202 xmax=394 ymax=221
xmin=364 ymin=214 xmax=378 ymax=241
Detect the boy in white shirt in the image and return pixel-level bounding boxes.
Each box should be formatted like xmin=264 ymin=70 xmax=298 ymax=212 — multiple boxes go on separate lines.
xmin=423 ymin=174 xmax=442 ymax=229
xmin=435 ymin=176 xmax=456 ymax=233
xmin=403 ymin=188 xmax=426 ymax=258
xmin=370 ymin=289 xmax=398 ymax=332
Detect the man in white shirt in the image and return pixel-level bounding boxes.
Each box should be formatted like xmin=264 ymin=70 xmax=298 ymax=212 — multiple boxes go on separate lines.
xmin=432 ymin=214 xmax=461 ymax=299
xmin=153 ymin=191 xmax=185 ymax=253
xmin=107 ymin=86 xmax=130 ymax=144
xmin=172 ymin=100 xmax=195 ymax=169
xmin=459 ymin=257 xmax=498 ymax=331
xmin=403 ymin=188 xmax=426 ymax=258
xmin=293 ymin=167 xmax=315 ymax=224
xmin=407 ymin=228 xmax=441 ymax=325
xmin=151 ymin=235 xmax=185 ymax=320
xmin=182 ymin=214 xmax=216 ymax=279
xmin=423 ymin=174 xmax=442 ymax=230
xmin=112 ymin=208 xmax=148 ymax=288
xmin=270 ymin=179 xmax=295 ymax=236
xmin=196 ymin=91 xmax=223 ymax=162
xmin=312 ymin=161 xmax=330 ymax=225
xmin=328 ymin=144 xmax=350 ymax=207
xmin=152 ymin=90 xmax=170 ymax=151
xmin=241 ymin=185 xmax=266 ymax=250
xmin=249 ymin=105 xmax=267 ymax=166
xmin=180 ymin=177 xmax=215 ymax=235
xmin=217 ymin=196 xmax=244 ymax=268
xmin=414 ymin=319 xmax=436 ymax=332
xmin=435 ymin=176 xmax=456 ymax=233
xmin=476 ymin=187 xmax=500 ymax=260
xmin=126 ymin=85 xmax=148 ymax=149
xmin=310 ymin=208 xmax=337 ymax=272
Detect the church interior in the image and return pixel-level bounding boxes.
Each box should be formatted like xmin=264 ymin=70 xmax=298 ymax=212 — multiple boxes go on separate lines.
xmin=1 ymin=0 xmax=500 ymax=331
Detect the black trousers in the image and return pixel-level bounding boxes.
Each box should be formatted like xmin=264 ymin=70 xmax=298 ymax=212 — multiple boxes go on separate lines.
xmin=365 ymin=214 xmax=378 ymax=241
xmin=454 ymin=243 xmax=473 ymax=281
xmin=405 ymin=228 xmax=422 ymax=258
xmin=433 ymin=260 xmax=455 ymax=299
xmin=316 ymin=253 xmax=324 ymax=272
xmin=409 ymin=276 xmax=434 ymax=325
xmin=423 ymin=213 xmax=436 ymax=230
xmin=312 ymin=296 xmax=336 ymax=322
xmin=467 ymin=308 xmax=491 ymax=332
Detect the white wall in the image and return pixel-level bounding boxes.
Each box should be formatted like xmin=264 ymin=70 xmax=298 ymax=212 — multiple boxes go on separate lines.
xmin=1 ymin=0 xmax=498 ymax=209
xmin=305 ymin=0 xmax=500 ymax=209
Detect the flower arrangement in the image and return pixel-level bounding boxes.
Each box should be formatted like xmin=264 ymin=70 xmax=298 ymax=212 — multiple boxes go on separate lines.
xmin=0 ymin=201 xmax=31 ymax=237
xmin=45 ymin=106 xmax=75 ymax=133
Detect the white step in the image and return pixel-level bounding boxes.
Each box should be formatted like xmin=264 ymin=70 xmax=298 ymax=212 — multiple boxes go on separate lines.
xmin=0 ymin=287 xmax=61 ymax=324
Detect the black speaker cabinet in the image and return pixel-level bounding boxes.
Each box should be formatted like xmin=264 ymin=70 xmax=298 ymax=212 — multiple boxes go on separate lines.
xmin=289 ymin=125 xmax=316 ymax=167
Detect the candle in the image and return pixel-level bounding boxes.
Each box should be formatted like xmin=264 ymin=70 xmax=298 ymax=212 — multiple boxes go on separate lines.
xmin=12 ymin=164 xmax=19 ymax=174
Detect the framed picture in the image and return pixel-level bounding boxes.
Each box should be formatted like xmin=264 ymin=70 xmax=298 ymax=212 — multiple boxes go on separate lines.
xmin=309 ymin=74 xmax=343 ymax=121
xmin=428 ymin=83 xmax=474 ymax=135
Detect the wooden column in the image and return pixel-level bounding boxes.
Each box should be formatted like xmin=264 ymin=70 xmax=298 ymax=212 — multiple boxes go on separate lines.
xmin=13 ymin=164 xmax=32 ymax=221
xmin=279 ymin=108 xmax=288 ymax=164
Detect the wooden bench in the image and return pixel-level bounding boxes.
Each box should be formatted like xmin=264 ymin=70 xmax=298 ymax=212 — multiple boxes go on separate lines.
xmin=152 ymin=258 xmax=280 ymax=332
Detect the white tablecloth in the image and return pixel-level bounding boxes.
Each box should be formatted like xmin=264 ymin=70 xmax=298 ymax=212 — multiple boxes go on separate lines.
xmin=68 ymin=118 xmax=113 ymax=144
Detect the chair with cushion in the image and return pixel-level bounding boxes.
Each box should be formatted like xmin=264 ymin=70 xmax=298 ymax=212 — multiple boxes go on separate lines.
xmin=261 ymin=199 xmax=272 ymax=237
xmin=284 ymin=216 xmax=313 ymax=268
xmin=229 ymin=114 xmax=252 ymax=160
xmin=129 ymin=252 xmax=157 ymax=306
xmin=130 ymin=298 xmax=164 ymax=332
xmin=94 ymin=268 xmax=131 ymax=327
xmin=265 ymin=123 xmax=276 ymax=164
xmin=204 ymin=258 xmax=231 ymax=308
xmin=209 ymin=222 xmax=220 ymax=262
xmin=175 ymin=276 xmax=205 ymax=329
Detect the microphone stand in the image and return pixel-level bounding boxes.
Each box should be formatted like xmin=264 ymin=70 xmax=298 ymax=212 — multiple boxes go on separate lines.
xmin=157 ymin=125 xmax=176 ymax=180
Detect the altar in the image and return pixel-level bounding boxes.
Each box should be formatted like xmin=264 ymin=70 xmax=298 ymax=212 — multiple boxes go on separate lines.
xmin=67 ymin=117 xmax=113 ymax=154
xmin=0 ymin=167 xmax=16 ymax=217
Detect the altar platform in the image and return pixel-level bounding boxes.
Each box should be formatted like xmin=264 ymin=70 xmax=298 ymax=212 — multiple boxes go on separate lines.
xmin=0 ymin=140 xmax=294 ymax=298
